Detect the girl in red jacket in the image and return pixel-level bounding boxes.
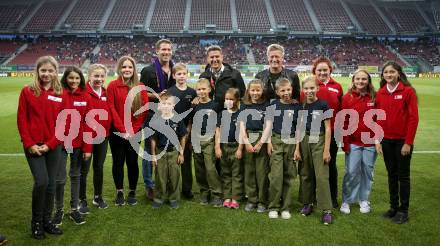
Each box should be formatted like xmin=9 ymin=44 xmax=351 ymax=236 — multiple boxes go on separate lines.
xmin=107 ymin=56 xmax=148 ymax=206
xmin=53 ymin=66 xmax=92 ymax=226
xmin=340 ymin=70 xmax=380 ymax=215
xmin=79 ymin=64 xmax=112 ymax=211
xmin=17 ymin=56 xmax=63 ymax=239
xmin=312 ymin=57 xmax=343 ymax=208
xmin=376 ymin=61 xmax=418 ymax=224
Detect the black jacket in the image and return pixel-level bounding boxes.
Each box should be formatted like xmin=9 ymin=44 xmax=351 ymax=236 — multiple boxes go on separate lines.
xmin=255 ymin=68 xmax=300 ymax=101
xmin=199 ymin=63 xmax=246 ymax=105
xmin=140 ymin=63 xmax=176 ymax=96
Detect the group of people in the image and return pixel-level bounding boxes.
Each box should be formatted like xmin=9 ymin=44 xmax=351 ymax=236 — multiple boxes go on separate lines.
xmin=17 ymin=39 xmax=418 ymax=240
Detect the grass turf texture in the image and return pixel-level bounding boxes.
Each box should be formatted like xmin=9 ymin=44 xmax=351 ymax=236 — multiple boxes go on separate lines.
xmin=0 ymin=76 xmax=439 ymax=245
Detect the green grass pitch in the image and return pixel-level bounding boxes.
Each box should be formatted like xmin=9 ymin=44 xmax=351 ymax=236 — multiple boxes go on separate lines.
xmin=0 ymin=76 xmax=439 ymax=245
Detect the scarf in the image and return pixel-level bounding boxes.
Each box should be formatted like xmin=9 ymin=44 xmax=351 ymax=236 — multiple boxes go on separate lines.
xmin=154 ymin=58 xmax=173 ymax=92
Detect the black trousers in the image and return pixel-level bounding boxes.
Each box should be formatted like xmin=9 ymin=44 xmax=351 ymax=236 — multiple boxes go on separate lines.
xmin=329 ymin=135 xmax=339 ymax=205
xmin=80 ymin=138 xmax=109 ymax=199
xmin=109 ymin=133 xmax=139 ymax=191
xmin=25 ymin=145 xmax=61 ymax=223
xmin=181 ymin=142 xmax=193 ymax=193
xmin=382 ymin=139 xmax=412 ymax=213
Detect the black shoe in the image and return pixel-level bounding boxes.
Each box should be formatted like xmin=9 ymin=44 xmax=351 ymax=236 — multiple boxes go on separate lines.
xmin=31 ymin=221 xmax=45 ymax=240
xmin=332 ymin=200 xmax=339 ymax=209
xmin=52 ymin=209 xmax=64 ymax=226
xmin=93 ymin=196 xmax=109 ymax=209
xmin=115 ymin=191 xmax=125 ymax=206
xmin=382 ymin=208 xmax=398 ymax=219
xmin=127 ymin=191 xmax=137 ymax=205
xmin=182 ymin=191 xmax=194 ymax=199
xmin=69 ymin=210 xmax=86 ymax=225
xmin=79 ymin=200 xmax=90 ymax=215
xmin=44 ymin=222 xmax=63 ymax=235
xmin=392 ymin=212 xmax=409 ymax=224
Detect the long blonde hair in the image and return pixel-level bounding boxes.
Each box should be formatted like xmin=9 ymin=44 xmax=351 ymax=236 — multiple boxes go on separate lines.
xmin=29 ymin=56 xmax=62 ymax=96
xmin=115 ymin=56 xmax=142 ymax=114
xmin=349 ymin=69 xmax=375 ymax=102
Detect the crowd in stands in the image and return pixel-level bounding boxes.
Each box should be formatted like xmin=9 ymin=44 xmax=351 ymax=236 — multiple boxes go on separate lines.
xmin=2 ymin=37 xmax=438 ymax=68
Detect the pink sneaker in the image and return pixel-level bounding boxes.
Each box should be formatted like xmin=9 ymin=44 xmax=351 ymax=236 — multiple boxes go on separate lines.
xmin=230 ymin=200 xmax=240 ymax=209
xmin=223 ymin=199 xmax=231 ymax=208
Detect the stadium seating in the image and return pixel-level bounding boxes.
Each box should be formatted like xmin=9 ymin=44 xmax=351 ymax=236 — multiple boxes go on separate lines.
xmin=381 ymin=7 xmax=428 ymax=33
xmin=0 ymin=3 xmax=35 ymax=31
xmin=309 ymin=0 xmax=353 ymax=32
xmin=105 ymin=0 xmax=150 ymax=30
xmin=23 ymin=0 xmax=70 ymax=32
xmin=236 ymin=0 xmax=271 ymax=33
xmin=10 ymin=37 xmax=98 ymax=66
xmin=270 ymin=0 xmax=315 ymax=32
xmin=347 ymin=2 xmax=391 ymax=34
xmin=391 ymin=39 xmax=440 ymax=66
xmin=65 ymin=0 xmax=110 ymax=30
xmin=149 ymin=0 xmax=185 ymax=32
xmin=190 ymin=0 xmax=232 ymax=31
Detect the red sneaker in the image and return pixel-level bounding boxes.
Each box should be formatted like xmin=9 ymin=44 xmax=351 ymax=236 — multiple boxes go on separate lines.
xmin=230 ymin=200 xmax=240 ymax=209
xmin=223 ymin=199 xmax=231 ymax=208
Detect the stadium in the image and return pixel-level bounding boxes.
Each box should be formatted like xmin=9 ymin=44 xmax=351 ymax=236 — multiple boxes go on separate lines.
xmin=0 ymin=0 xmax=439 ymax=245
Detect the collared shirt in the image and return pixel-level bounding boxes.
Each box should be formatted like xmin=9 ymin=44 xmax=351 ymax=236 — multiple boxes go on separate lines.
xmin=211 ymin=65 xmax=225 ymax=79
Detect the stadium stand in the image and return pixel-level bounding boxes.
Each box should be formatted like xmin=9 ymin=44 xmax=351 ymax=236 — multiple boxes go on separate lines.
xmin=10 ymin=37 xmax=98 ymax=66
xmin=0 ymin=3 xmax=35 ymax=31
xmin=190 ymin=0 xmax=232 ymax=31
xmin=23 ymin=0 xmax=70 ymax=32
xmin=346 ymin=2 xmax=391 ymax=34
xmin=391 ymin=39 xmax=440 ymax=66
xmin=65 ymin=0 xmax=110 ymax=30
xmin=104 ymin=0 xmax=150 ymax=30
xmin=309 ymin=0 xmax=354 ymax=33
xmin=235 ymin=0 xmax=271 ymax=33
xmin=149 ymin=0 xmax=186 ymax=32
xmin=270 ymin=0 xmax=315 ymax=32
xmin=381 ymin=7 xmax=428 ymax=33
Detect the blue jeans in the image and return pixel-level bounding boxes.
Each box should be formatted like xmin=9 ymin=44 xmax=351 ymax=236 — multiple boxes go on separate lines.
xmin=342 ymin=144 xmax=377 ymax=204
xmin=142 ymin=125 xmax=154 ymax=189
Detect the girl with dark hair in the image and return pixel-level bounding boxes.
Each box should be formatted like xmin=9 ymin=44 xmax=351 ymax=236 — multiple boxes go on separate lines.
xmin=53 ymin=66 xmax=92 ymax=226
xmin=376 ymin=61 xmax=418 ymax=224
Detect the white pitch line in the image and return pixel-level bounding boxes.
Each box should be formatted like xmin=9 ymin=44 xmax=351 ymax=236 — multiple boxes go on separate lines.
xmin=1 ymin=151 xmax=440 ymax=157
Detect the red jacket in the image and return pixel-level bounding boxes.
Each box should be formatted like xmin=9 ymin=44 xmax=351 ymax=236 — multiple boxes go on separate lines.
xmin=341 ymin=91 xmax=376 ymax=151
xmin=300 ymin=78 xmax=343 ymax=129
xmin=84 ymin=83 xmax=112 ymax=139
xmin=376 ymin=82 xmax=418 ymax=145
xmin=17 ymin=85 xmax=63 ymax=150
xmin=107 ymin=78 xmax=148 ymax=134
xmin=59 ymin=88 xmax=92 ymax=153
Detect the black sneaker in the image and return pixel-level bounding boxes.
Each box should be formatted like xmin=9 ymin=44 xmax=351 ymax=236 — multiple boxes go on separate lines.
xmin=31 ymin=221 xmax=45 ymax=240
xmin=127 ymin=191 xmax=137 ymax=205
xmin=44 ymin=222 xmax=63 ymax=235
xmin=182 ymin=190 xmax=194 ymax=199
xmin=52 ymin=209 xmax=64 ymax=226
xmin=115 ymin=191 xmax=125 ymax=206
xmin=79 ymin=200 xmax=90 ymax=215
xmin=392 ymin=211 xmax=409 ymax=224
xmin=93 ymin=196 xmax=109 ymax=209
xmin=69 ymin=210 xmax=86 ymax=225
xmin=382 ymin=208 xmax=398 ymax=219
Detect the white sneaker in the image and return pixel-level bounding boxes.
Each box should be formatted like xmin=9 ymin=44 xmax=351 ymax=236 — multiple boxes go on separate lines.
xmin=281 ymin=211 xmax=291 ymax=220
xmin=268 ymin=210 xmax=279 ymax=219
xmin=340 ymin=202 xmax=351 ymax=214
xmin=359 ymin=201 xmax=371 ymax=214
